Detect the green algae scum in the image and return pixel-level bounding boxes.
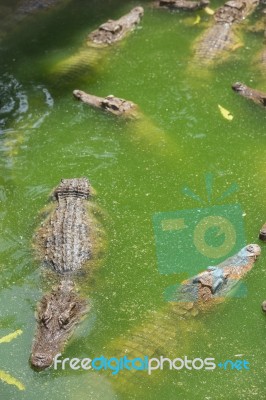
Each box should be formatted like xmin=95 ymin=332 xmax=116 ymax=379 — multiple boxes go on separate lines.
xmin=0 ymin=0 xmax=266 ymax=399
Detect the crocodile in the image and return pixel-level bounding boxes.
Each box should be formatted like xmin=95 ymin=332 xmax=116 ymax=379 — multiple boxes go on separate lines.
xmin=104 ymin=244 xmax=260 ymax=391
xmin=73 ymin=90 xmax=139 ymax=118
xmin=192 ymin=0 xmax=259 ymax=66
xmin=50 ymin=7 xmax=144 ymax=85
xmin=71 ymin=89 xmax=190 ymax=167
xmin=154 ymin=0 xmax=210 ymax=11
xmin=88 ymin=6 xmax=144 ymax=46
xmin=30 ymin=178 xmax=104 ymax=369
xmin=259 ymin=222 xmax=266 ymax=241
xmin=232 ymin=82 xmax=266 ymax=107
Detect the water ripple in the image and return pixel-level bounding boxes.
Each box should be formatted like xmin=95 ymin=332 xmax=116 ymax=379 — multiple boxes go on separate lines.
xmin=0 ymin=73 xmax=54 ymax=133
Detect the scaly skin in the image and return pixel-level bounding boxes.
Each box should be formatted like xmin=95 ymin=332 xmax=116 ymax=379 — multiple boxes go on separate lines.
xmin=73 ymin=90 xmax=139 ymax=118
xmin=88 ymin=7 xmax=144 ymax=46
xmin=36 ymin=178 xmax=93 ymax=274
xmin=192 ymin=0 xmax=259 ymax=66
xmin=31 ymin=178 xmax=104 ymax=369
xmin=232 ymin=82 xmax=266 ymax=107
xmin=194 ymin=23 xmax=240 ymax=64
xmin=104 ymin=244 xmax=260 ymax=391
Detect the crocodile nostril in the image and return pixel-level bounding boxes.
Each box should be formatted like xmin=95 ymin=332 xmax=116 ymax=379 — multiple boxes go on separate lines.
xmin=232 ymin=82 xmax=243 ymax=92
xmin=30 ymin=352 xmax=53 ymax=369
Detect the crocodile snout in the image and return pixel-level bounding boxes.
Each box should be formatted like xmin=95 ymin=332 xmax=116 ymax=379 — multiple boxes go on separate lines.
xmin=232 ymin=82 xmax=245 ymax=92
xmin=245 ymin=243 xmax=261 ymax=258
xmin=30 ymin=352 xmax=54 ymax=370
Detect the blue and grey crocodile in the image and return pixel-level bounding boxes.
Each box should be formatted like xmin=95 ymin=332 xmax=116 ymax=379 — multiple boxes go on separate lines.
xmin=105 ymin=244 xmax=260 ymax=391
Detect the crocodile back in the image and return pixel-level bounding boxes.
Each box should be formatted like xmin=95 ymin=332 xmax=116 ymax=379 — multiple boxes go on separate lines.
xmin=37 ymin=178 xmax=94 ymax=274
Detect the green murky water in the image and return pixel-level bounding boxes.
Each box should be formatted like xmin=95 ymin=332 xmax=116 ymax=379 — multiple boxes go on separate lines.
xmin=0 ymin=0 xmax=266 ymax=399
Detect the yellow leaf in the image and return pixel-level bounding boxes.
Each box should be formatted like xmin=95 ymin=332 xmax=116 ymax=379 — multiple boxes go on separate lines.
xmin=0 ymin=330 xmax=23 ymax=344
xmin=205 ymin=6 xmax=215 ymax=15
xmin=193 ymin=15 xmax=201 ymax=25
xmin=218 ymin=104 xmax=233 ymax=121
xmin=0 ymin=370 xmax=25 ymax=391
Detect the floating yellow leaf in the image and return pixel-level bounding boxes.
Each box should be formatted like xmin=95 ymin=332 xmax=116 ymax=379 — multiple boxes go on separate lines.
xmin=193 ymin=15 xmax=201 ymax=25
xmin=205 ymin=6 xmax=215 ymax=15
xmin=0 ymin=330 xmax=23 ymax=344
xmin=0 ymin=370 xmax=25 ymax=391
xmin=0 ymin=329 xmax=25 ymax=391
xmin=218 ymin=104 xmax=233 ymax=121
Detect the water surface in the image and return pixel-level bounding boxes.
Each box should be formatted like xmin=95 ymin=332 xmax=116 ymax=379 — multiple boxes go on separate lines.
xmin=0 ymin=1 xmax=266 ymax=399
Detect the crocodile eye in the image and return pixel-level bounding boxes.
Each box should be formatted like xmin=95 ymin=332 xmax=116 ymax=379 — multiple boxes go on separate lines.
xmin=38 ymin=299 xmax=52 ymax=327
xmin=58 ymin=314 xmax=70 ymax=327
xmin=110 ymin=104 xmax=119 ymax=111
xmin=58 ymin=302 xmax=76 ymax=328
xmin=40 ymin=310 xmax=52 ymax=327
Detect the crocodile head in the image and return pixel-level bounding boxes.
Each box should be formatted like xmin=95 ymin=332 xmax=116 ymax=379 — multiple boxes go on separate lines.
xmin=30 ymin=280 xmax=89 ymax=369
xmin=73 ymin=89 xmax=138 ymax=118
xmin=209 ymin=244 xmax=260 ymax=299
xmin=172 ymin=244 xmax=261 ymax=308
xmin=232 ymin=82 xmax=247 ymax=93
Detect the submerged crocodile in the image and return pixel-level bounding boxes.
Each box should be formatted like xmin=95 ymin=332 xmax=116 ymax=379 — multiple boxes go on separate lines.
xmin=72 ymin=89 xmax=182 ymax=163
xmin=50 ymin=7 xmax=144 ymax=85
xmin=30 ymin=178 xmax=103 ymax=369
xmin=154 ymin=0 xmax=209 ymax=11
xmin=232 ymin=82 xmax=266 ymax=107
xmin=104 ymin=244 xmax=260 ymax=391
xmin=251 ymin=10 xmax=266 ymax=74
xmin=192 ymin=0 xmax=259 ymax=66
xmin=73 ymin=90 xmax=139 ymax=118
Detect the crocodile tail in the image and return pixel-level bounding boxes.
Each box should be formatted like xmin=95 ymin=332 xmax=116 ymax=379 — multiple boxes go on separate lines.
xmin=49 ymin=46 xmax=107 ymax=87
xmin=103 ymin=304 xmax=199 ymax=393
